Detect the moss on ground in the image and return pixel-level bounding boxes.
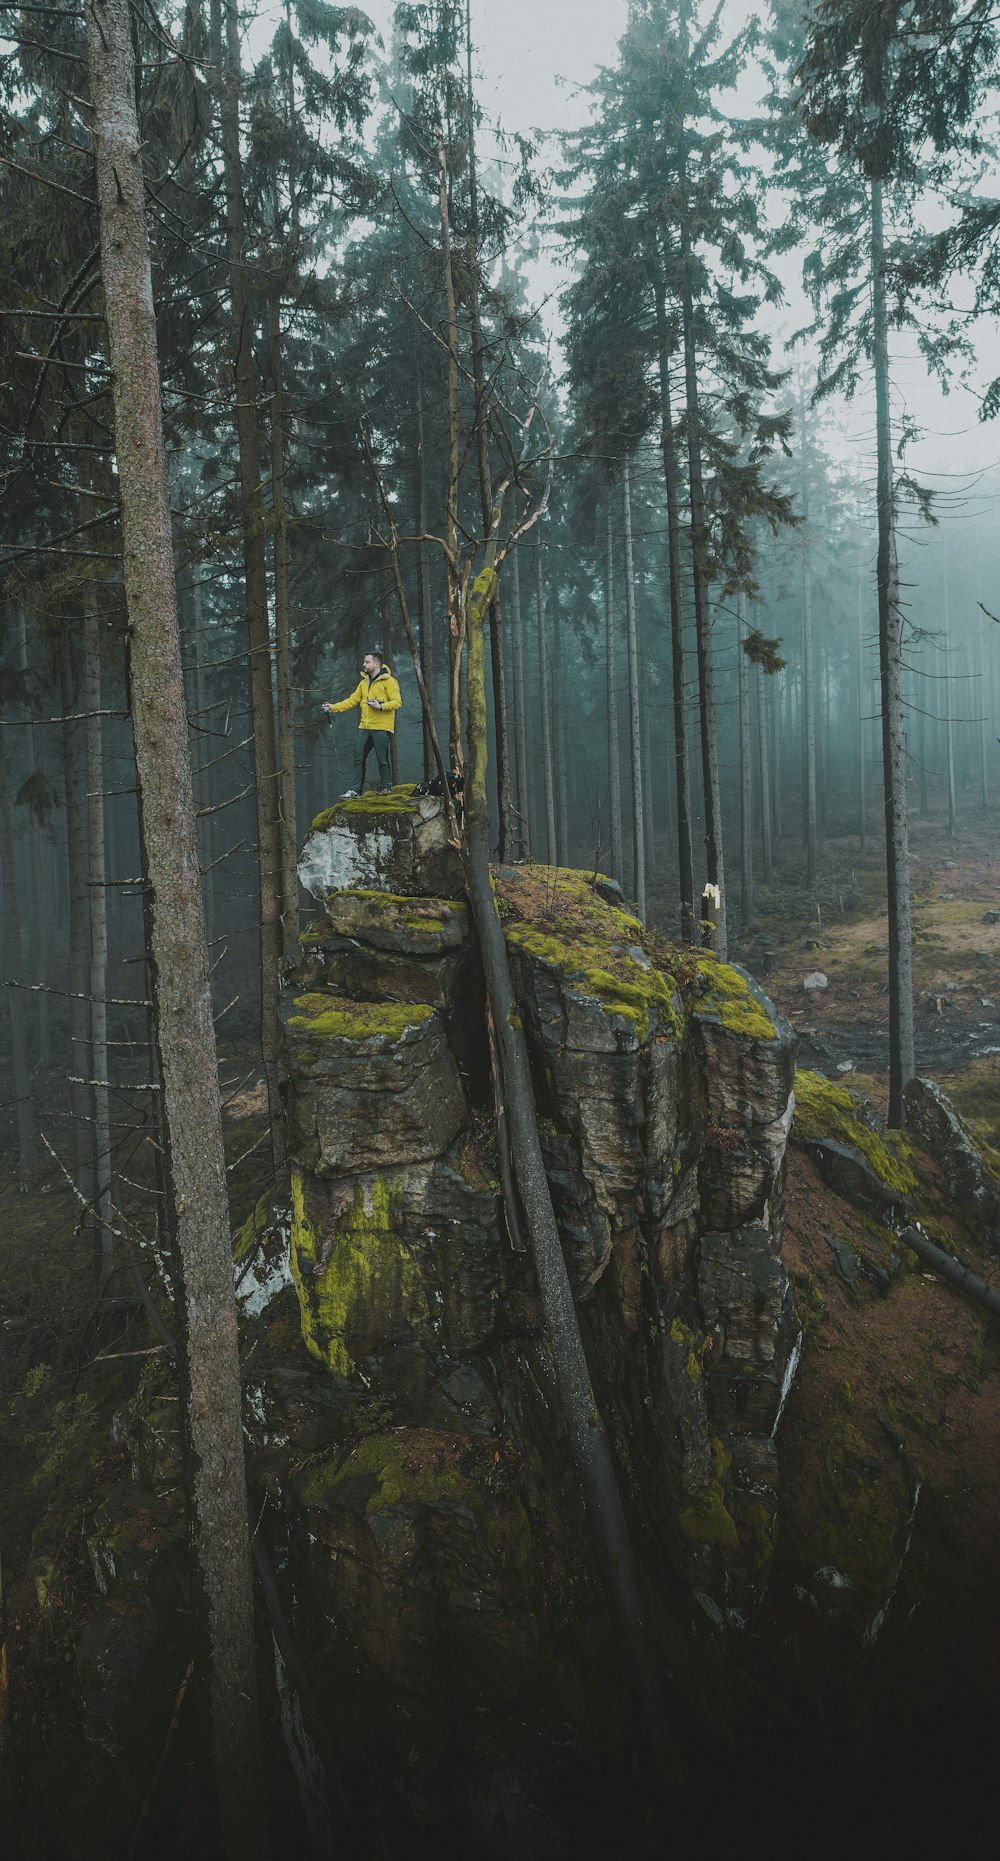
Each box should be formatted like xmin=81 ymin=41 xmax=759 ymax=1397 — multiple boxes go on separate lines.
xmin=793 ymin=1069 xmax=920 ymax=1196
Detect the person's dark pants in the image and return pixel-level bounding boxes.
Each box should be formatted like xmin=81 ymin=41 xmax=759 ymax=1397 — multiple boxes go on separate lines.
xmin=353 ymin=728 xmax=392 ymax=790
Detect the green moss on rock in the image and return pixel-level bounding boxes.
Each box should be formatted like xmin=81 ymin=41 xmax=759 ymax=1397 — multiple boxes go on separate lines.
xmin=288 ymin=1170 xmax=425 ymax=1377
xmin=693 ymin=957 xmax=777 ymax=1041
xmin=793 ymin=1070 xmax=919 ymax=1196
xmin=505 ymin=922 xmax=682 ymax=1041
xmin=680 ymin=1480 xmax=740 ymax=1550
xmin=287 ymin=992 xmax=434 ymax=1042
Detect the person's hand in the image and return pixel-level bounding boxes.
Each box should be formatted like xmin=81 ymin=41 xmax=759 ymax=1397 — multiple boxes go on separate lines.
xmin=370 ymin=697 xmax=382 ymax=709
xmin=322 ymin=702 xmax=333 ymax=714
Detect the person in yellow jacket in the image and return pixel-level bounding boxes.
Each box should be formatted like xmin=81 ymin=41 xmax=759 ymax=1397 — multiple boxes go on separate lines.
xmin=322 ymin=649 xmax=402 ymax=796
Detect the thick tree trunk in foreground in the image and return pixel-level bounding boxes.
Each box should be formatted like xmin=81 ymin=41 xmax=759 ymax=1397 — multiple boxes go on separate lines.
xmin=872 ymin=178 xmax=914 ymax=1124
xmin=86 ymin=5 xmax=264 ymax=1851
xmin=216 ymin=0 xmax=284 ymax=1167
xmin=464 ymin=554 xmax=671 ymax=1769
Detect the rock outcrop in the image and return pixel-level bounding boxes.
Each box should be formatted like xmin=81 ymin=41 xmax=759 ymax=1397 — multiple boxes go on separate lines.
xmin=232 ymin=787 xmax=800 ymax=1770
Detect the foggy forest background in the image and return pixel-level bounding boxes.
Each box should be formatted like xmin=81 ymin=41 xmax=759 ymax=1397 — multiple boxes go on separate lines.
xmin=1 ymin=0 xmax=999 ymax=1191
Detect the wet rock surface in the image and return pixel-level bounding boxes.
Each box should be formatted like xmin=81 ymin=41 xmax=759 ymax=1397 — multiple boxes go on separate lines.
xmin=242 ymin=813 xmax=804 ymax=1770
xmin=903 ymin=1074 xmax=1000 ymax=1246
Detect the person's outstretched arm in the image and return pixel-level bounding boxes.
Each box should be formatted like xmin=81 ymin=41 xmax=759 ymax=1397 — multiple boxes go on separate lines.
xmin=323 ymin=681 xmax=363 ymax=715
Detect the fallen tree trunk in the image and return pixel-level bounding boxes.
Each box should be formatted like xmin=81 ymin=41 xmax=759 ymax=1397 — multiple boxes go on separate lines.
xmin=897 ymin=1225 xmax=1000 ymax=1321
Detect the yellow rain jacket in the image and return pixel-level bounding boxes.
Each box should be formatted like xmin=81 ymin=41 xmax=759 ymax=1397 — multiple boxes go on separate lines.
xmin=329 ymin=665 xmax=402 ymax=732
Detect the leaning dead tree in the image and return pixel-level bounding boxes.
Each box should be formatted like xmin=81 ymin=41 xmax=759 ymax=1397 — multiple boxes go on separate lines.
xmin=365 ymin=393 xmax=672 ymax=1767
xmin=85 ymin=3 xmax=264 ymax=1853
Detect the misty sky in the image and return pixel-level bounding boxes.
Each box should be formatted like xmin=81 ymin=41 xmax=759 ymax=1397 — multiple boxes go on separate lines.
xmin=244 ymin=0 xmax=1000 ymax=519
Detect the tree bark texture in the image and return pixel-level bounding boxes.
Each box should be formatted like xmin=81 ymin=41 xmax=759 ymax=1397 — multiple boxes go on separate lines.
xmin=414 ymin=364 xmax=436 ymax=783
xmin=509 ymin=545 xmax=530 ymax=856
xmin=59 ymin=627 xmax=94 ymax=1197
xmin=799 ymin=424 xmax=818 ymax=886
xmin=84 ymin=588 xmax=113 ymax=1280
xmin=216 ymin=0 xmax=284 ymax=1167
xmin=268 ymin=294 xmax=300 ymax=957
xmin=737 ymin=590 xmax=754 ymax=926
xmin=464 ymin=552 xmax=671 ymax=1769
xmin=872 ymin=178 xmax=915 ymax=1124
xmin=622 ymin=458 xmax=645 ymax=921
xmin=654 ymin=280 xmax=694 ymax=942
xmin=0 ymin=718 xmax=36 ymax=1179
xmin=856 ymin=542 xmax=868 ymax=853
xmin=437 ymin=133 xmax=464 ymax=770
xmin=535 ymin=546 xmax=557 ymax=865
xmin=604 ymin=499 xmax=623 ymax=886
xmin=680 ymin=260 xmax=726 ymax=956
xmin=86 ymin=6 xmax=264 ymax=1850
xmin=755 ymin=663 xmax=773 ymax=888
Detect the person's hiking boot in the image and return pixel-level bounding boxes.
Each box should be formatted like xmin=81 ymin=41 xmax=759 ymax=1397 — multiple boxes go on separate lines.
xmin=338 ymin=789 xmax=359 ymax=799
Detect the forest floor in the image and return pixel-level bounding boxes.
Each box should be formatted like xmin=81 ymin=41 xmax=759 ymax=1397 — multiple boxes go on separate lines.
xmin=727 ymin=807 xmax=1000 ymax=1149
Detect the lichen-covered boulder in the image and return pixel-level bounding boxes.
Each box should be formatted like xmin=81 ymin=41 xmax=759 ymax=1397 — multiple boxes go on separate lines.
xmin=288 ymin=1160 xmax=502 ymax=1396
xmin=282 ymin=992 xmax=466 ymax=1173
xmin=298 ymin=789 xmax=465 ymax=902
xmin=903 ymin=1074 xmax=1000 ymax=1245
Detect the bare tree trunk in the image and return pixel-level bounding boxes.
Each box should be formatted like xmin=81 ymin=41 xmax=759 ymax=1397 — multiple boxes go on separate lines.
xmin=510 ymin=545 xmax=529 ymax=856
xmin=943 ymin=557 xmax=957 ymax=839
xmin=622 ymin=458 xmax=645 ymax=921
xmin=437 ymin=132 xmax=464 ymax=771
xmin=976 ymin=619 xmax=988 ymax=817
xmin=84 ymin=589 xmax=113 ymax=1281
xmin=552 ymin=595 xmax=568 ymax=865
xmin=799 ymin=385 xmax=818 ymax=885
xmin=268 ymin=294 xmax=299 ymax=955
xmin=872 ymin=178 xmax=914 ymax=1124
xmin=0 ymin=720 xmax=36 ymax=1179
xmin=415 ymin=363 xmax=435 ymax=783
xmin=86 ymin=6 xmax=264 ymax=1850
xmin=535 ymin=546 xmax=557 ymax=865
xmin=464 ymin=551 xmax=671 ymax=1769
xmin=59 ymin=628 xmax=93 ymax=1197
xmin=215 ymin=0 xmax=284 ymax=1169
xmin=755 ymin=661 xmax=773 ymax=887
xmin=15 ymin=611 xmax=49 ymax=1065
xmin=680 ymin=269 xmax=726 ymax=955
xmin=654 ymin=284 xmax=694 ymax=943
xmin=857 ymin=540 xmax=868 ymax=852
xmin=737 ymin=590 xmax=754 ymax=926
xmin=604 ymin=499 xmax=623 ymax=886
xmin=464 ymin=11 xmax=512 ymax=856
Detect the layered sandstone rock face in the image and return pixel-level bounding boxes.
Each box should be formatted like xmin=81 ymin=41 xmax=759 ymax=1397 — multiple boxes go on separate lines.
xmin=239 ymin=787 xmax=800 ymax=1744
